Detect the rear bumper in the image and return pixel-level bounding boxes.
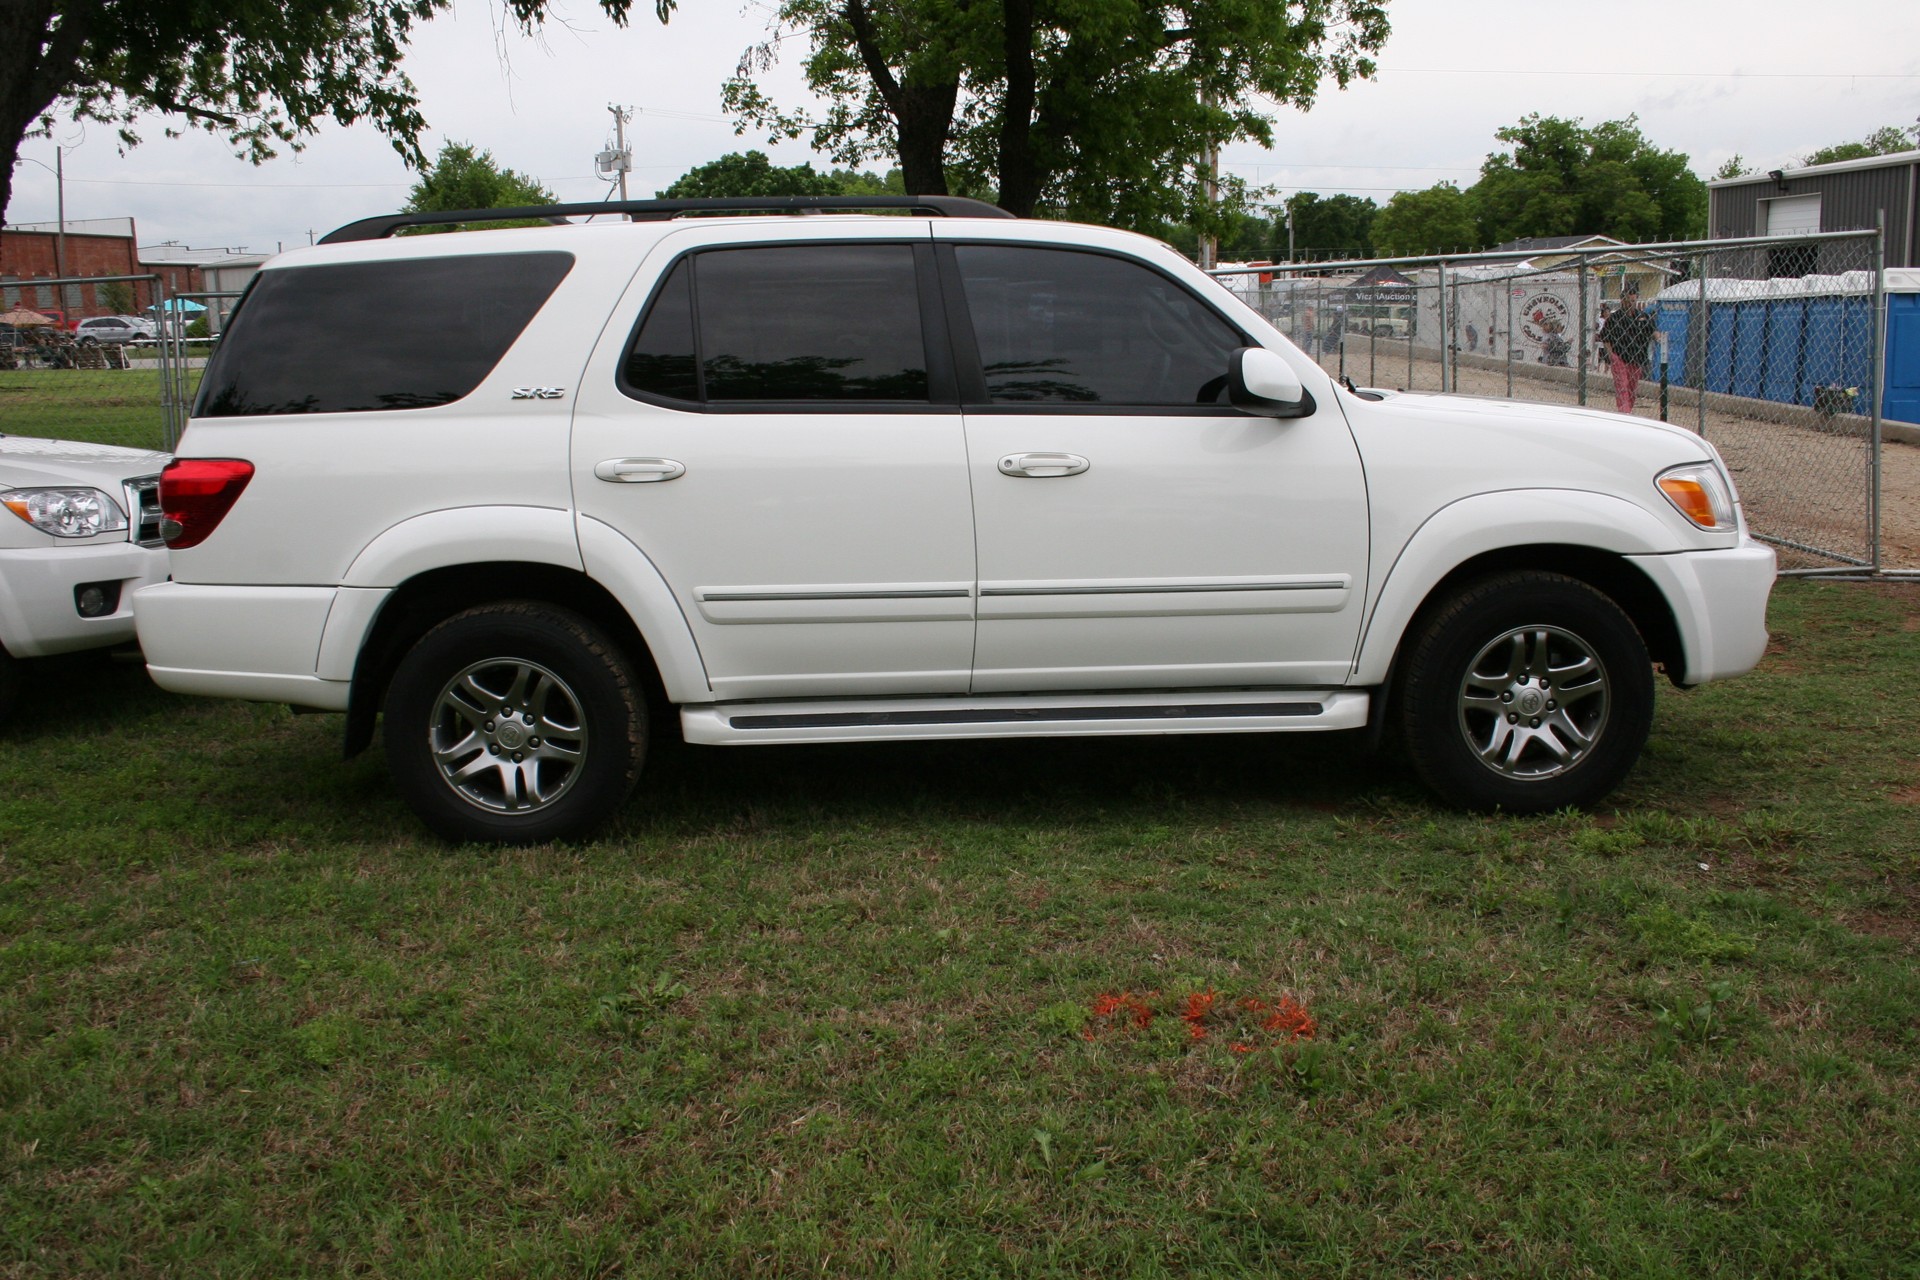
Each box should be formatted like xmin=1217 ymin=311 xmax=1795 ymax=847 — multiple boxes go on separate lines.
xmin=1627 ymin=537 xmax=1777 ymax=685
xmin=0 ymin=540 xmax=170 ymax=658
xmin=135 ymin=581 xmax=350 ymax=710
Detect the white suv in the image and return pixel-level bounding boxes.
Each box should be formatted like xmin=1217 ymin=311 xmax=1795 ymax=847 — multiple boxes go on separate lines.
xmin=134 ymin=197 xmax=1775 ymax=843
xmin=2 ymin=434 xmax=170 ymax=718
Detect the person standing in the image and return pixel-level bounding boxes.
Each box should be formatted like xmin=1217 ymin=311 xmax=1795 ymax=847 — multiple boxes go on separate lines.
xmin=1599 ymin=291 xmax=1657 ymax=414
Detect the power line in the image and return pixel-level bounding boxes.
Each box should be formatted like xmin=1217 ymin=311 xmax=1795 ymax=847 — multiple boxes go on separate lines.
xmin=1372 ymin=65 xmax=1920 ymax=79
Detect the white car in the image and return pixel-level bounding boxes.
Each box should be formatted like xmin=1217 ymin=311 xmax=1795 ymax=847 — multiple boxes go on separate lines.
xmin=134 ymin=197 xmax=1775 ymax=843
xmin=73 ymin=315 xmax=157 ymax=346
xmin=1 ymin=434 xmax=171 ymax=718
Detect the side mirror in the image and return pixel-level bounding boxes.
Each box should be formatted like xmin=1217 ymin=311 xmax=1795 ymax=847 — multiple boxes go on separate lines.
xmin=1229 ymin=346 xmax=1314 ymax=418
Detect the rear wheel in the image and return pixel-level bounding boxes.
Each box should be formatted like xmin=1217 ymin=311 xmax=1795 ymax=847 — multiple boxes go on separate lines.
xmin=383 ymin=602 xmax=646 ymax=844
xmin=1399 ymin=571 xmax=1654 ymax=813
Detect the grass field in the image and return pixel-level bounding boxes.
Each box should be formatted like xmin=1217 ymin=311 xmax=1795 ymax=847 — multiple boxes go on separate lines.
xmin=0 ymin=369 xmax=183 ymax=450
xmin=2 ymin=380 xmax=1917 ymax=1276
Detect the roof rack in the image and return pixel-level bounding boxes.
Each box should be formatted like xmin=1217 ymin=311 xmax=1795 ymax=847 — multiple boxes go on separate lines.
xmin=318 ymin=195 xmax=1016 ymax=244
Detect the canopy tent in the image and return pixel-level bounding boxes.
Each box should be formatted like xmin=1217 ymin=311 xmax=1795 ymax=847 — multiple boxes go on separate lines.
xmin=149 ymin=298 xmax=208 ymax=313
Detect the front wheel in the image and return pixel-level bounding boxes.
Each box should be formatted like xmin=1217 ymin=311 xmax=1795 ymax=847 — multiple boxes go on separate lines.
xmin=1398 ymin=572 xmax=1654 ymax=813
xmin=383 ymin=602 xmax=646 ymax=844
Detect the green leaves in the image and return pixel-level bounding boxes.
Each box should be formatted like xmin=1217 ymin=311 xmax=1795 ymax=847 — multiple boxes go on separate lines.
xmin=722 ymin=0 xmax=1392 ymax=225
xmin=1472 ymin=113 xmax=1706 ymax=246
xmin=1370 ymin=182 xmax=1476 ymax=257
xmin=404 ymin=141 xmax=556 ymax=221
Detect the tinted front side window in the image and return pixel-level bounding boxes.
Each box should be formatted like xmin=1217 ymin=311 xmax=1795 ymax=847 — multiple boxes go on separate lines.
xmin=196 ymin=252 xmax=573 ymax=417
xmin=623 ymin=244 xmax=928 ymax=404
xmin=955 ymin=246 xmax=1244 ymax=405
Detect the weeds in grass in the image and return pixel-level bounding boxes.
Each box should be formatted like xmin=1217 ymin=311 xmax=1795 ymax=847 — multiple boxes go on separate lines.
xmin=0 ymin=583 xmax=1916 ymax=1275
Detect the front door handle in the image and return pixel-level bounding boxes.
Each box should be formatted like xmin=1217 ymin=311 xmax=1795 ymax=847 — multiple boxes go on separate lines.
xmin=998 ymin=452 xmax=1090 ymax=478
xmin=594 ymin=457 xmax=686 ymax=483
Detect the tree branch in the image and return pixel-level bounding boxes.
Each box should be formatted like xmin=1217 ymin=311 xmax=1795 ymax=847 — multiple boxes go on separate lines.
xmin=842 ymin=0 xmax=902 ymax=111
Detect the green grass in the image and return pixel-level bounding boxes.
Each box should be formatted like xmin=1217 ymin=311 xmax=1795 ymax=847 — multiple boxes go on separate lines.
xmin=0 ymin=369 xmax=188 ymax=450
xmin=1 ymin=581 xmax=1916 ymax=1276
xmin=3 ymin=406 xmax=1916 ymax=1273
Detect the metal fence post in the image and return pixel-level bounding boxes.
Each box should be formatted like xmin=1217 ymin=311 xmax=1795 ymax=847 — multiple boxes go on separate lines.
xmin=1437 ymin=259 xmax=1450 ymax=393
xmin=1505 ymin=278 xmax=1514 ymax=397
xmin=1577 ymin=258 xmax=1589 ymax=406
xmin=1695 ymin=251 xmax=1710 ymax=439
xmin=1870 ymin=216 xmax=1886 ymax=574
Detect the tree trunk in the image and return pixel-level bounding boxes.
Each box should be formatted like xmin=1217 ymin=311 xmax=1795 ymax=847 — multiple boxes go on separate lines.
xmin=0 ymin=0 xmax=88 ymax=227
xmin=893 ymin=77 xmax=958 ymax=197
xmin=994 ymin=0 xmax=1039 ymax=216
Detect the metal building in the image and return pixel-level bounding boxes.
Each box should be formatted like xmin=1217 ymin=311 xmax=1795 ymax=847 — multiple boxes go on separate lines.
xmin=1707 ymin=149 xmax=1920 ymax=274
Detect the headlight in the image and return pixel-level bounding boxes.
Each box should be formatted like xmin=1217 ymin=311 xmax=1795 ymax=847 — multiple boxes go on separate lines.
xmin=1 ymin=487 xmax=130 ymax=538
xmin=1655 ymin=463 xmax=1736 ymax=531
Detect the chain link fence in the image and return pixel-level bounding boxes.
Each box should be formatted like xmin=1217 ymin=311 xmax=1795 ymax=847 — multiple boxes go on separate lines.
xmin=1215 ymin=230 xmax=1916 ymax=578
xmin=0 ymin=275 xmax=236 ymax=451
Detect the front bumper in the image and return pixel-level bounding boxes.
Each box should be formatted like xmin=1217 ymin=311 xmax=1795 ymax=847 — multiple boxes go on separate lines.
xmin=0 ymin=540 xmax=171 ymax=658
xmin=1627 ymin=536 xmax=1777 ymax=685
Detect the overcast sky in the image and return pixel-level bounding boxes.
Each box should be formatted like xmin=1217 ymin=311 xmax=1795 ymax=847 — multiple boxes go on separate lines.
xmin=7 ymin=0 xmax=1918 ymax=253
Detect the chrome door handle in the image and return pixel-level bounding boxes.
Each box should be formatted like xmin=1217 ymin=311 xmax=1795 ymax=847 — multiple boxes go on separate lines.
xmin=998 ymin=452 xmax=1090 ymax=478
xmin=594 ymin=457 xmax=685 ymax=483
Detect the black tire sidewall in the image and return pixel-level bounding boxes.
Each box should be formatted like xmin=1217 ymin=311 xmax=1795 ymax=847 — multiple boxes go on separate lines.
xmin=383 ymin=603 xmax=645 ymax=844
xmin=1401 ymin=573 xmax=1654 ymax=814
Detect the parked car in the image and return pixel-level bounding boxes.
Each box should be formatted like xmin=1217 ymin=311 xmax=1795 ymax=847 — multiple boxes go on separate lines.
xmin=73 ymin=315 xmax=157 ymax=346
xmin=1 ymin=434 xmax=171 ymax=720
xmin=135 ymin=196 xmax=1775 ymax=843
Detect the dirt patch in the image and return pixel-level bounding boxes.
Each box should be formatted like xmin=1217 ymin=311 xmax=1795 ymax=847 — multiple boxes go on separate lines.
xmin=1319 ymin=349 xmax=1920 ymax=573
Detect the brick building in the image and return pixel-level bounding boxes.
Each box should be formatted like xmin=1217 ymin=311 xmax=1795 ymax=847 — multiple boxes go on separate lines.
xmin=0 ymin=217 xmax=147 ymax=319
xmin=1 ymin=217 xmax=267 ymax=326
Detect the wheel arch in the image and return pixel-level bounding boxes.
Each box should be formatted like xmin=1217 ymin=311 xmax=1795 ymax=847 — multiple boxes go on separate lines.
xmin=343 ymin=561 xmax=681 ymax=759
xmin=1392 ymin=544 xmax=1684 ymax=682
xmin=1355 ymin=491 xmax=1694 ymax=691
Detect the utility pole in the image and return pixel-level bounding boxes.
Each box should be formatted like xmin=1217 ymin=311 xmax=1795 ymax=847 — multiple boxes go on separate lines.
xmin=53 ymin=145 xmax=67 ymax=283
xmin=1286 ymin=200 xmax=1296 ymax=263
xmin=1196 ymin=89 xmax=1219 ymax=271
xmin=602 ymin=105 xmax=634 ymax=201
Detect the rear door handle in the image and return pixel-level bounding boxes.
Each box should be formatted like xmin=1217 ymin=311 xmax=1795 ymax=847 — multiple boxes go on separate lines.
xmin=594 ymin=457 xmax=685 ymax=483
xmin=998 ymin=452 xmax=1090 ymax=478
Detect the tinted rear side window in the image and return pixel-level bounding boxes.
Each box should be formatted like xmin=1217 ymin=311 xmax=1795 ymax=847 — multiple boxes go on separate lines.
xmin=196 ymin=252 xmax=573 ymax=417
xmin=955 ymin=245 xmax=1243 ymax=406
xmin=624 ymin=259 xmax=699 ymax=401
xmin=620 ymin=244 xmax=930 ymax=405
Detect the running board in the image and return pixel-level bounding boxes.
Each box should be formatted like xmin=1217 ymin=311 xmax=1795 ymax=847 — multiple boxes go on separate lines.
xmin=681 ymin=689 xmax=1369 ymax=746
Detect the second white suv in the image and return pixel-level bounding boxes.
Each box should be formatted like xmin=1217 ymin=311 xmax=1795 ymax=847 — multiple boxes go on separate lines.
xmin=135 ymin=197 xmax=1774 ymax=843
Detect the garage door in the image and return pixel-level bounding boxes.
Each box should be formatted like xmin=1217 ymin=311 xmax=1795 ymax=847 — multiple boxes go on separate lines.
xmin=1765 ymin=194 xmax=1822 ymax=236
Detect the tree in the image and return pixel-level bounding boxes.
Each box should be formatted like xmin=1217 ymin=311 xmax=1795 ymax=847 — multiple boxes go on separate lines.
xmin=98 ymin=280 xmax=135 ymax=315
xmin=658 ymin=151 xmax=908 ymax=198
xmin=0 ymin=0 xmax=671 ymax=223
xmin=1801 ymin=124 xmax=1919 ymax=167
xmin=660 ymin=151 xmax=844 ymax=198
xmin=722 ymin=0 xmax=1389 ymax=228
xmin=404 ymin=141 xmax=554 ymax=217
xmin=1370 ymin=182 xmax=1476 ymax=256
xmin=1278 ymin=192 xmax=1377 ymax=260
xmin=1712 ymin=155 xmax=1749 ymax=181
xmin=1469 ymin=114 xmax=1704 ymax=246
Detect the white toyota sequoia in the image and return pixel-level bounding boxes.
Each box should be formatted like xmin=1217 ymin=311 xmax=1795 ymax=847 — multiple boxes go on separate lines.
xmin=134 ymin=197 xmax=1775 ymax=843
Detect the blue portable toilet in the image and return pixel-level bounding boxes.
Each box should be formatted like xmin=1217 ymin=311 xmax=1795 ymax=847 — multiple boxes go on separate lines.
xmin=1885 ymin=270 xmax=1920 ymax=428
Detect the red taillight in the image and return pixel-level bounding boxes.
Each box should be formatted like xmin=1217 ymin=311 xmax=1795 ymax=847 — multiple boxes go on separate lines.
xmin=159 ymin=458 xmax=254 ymax=549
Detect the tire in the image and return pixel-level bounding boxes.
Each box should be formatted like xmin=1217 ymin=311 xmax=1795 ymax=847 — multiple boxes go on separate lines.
xmin=1398 ymin=571 xmax=1654 ymax=814
xmin=383 ymin=602 xmax=646 ymax=844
